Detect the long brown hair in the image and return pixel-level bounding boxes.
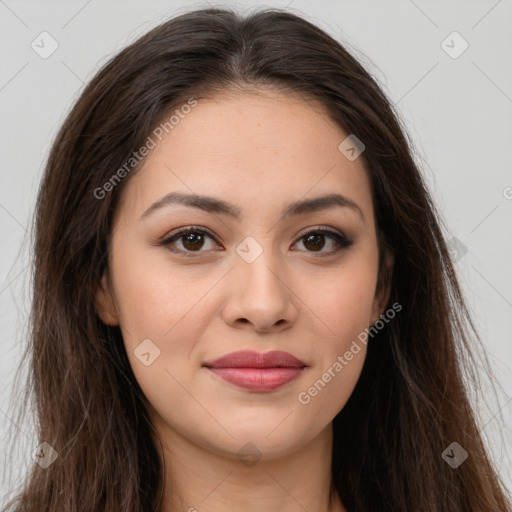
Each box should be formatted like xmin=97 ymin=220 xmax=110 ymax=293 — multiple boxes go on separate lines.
xmin=2 ymin=7 xmax=510 ymax=511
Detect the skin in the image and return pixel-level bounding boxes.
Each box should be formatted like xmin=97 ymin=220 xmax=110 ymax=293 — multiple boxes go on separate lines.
xmin=95 ymin=88 xmax=392 ymax=512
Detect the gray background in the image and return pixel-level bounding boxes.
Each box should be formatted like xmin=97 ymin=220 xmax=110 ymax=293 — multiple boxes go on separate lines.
xmin=1 ymin=0 xmax=511 ymax=501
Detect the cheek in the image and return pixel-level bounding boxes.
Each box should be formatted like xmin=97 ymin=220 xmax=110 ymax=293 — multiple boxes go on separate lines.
xmin=109 ymin=248 xmax=221 ymax=392
xmin=113 ymin=264 xmax=207 ymax=420
xmin=110 ymin=244 xmax=214 ymax=344
xmin=294 ymin=282 xmax=371 ymax=425
xmin=296 ymin=348 xmax=366 ymax=429
xmin=304 ymin=260 xmax=378 ymax=347
xmin=293 ymin=259 xmax=377 ymax=418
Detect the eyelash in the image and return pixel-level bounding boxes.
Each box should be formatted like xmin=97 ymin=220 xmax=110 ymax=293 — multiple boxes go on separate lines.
xmin=159 ymin=225 xmax=353 ymax=258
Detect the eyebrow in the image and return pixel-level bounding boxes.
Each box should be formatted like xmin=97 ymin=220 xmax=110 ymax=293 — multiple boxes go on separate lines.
xmin=139 ymin=191 xmax=365 ymax=223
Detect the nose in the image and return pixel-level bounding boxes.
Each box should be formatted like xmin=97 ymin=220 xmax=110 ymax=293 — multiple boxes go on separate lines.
xmin=221 ymin=249 xmax=299 ymax=334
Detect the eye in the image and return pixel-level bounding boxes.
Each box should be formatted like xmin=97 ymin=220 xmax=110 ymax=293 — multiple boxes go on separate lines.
xmin=291 ymin=227 xmax=353 ymax=256
xmin=160 ymin=226 xmax=220 ymax=256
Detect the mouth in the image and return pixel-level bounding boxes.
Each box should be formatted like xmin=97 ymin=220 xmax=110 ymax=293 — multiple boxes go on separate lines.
xmin=202 ymin=350 xmax=307 ymax=392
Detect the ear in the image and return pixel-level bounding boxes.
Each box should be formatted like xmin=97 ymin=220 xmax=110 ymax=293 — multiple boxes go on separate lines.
xmin=370 ymin=248 xmax=394 ymax=325
xmin=94 ymin=271 xmax=119 ymax=326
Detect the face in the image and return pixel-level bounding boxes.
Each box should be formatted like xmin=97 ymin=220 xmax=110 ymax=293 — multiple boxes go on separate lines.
xmin=95 ymin=89 xmax=391 ymax=461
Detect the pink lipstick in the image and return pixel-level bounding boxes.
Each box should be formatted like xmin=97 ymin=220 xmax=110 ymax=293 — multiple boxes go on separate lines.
xmin=203 ymin=350 xmax=306 ymax=392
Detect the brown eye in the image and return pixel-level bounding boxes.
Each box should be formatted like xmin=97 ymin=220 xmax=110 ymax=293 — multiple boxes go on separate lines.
xmin=181 ymin=231 xmax=206 ymax=251
xmin=293 ymin=228 xmax=353 ymax=255
xmin=161 ymin=227 xmax=220 ymax=256
xmin=303 ymin=233 xmax=327 ymax=251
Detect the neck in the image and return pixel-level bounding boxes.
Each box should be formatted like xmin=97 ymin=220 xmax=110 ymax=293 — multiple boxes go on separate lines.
xmin=153 ymin=421 xmax=346 ymax=512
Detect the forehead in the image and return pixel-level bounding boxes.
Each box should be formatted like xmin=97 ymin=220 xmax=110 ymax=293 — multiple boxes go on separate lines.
xmin=115 ymin=89 xmax=375 ymax=226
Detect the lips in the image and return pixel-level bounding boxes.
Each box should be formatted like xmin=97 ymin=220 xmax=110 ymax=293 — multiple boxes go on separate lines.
xmin=203 ymin=350 xmax=307 ymax=392
xmin=203 ymin=350 xmax=306 ymax=369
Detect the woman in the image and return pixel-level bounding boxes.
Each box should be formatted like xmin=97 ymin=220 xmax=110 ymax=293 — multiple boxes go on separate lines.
xmin=3 ymin=7 xmax=510 ymax=512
